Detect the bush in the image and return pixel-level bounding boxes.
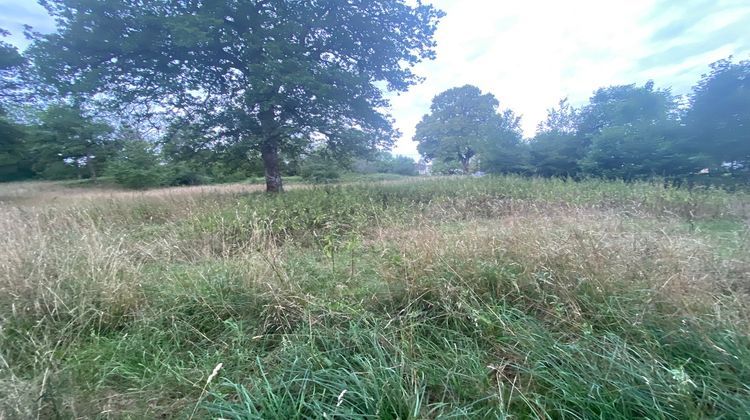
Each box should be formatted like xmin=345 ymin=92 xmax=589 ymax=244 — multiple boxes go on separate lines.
xmin=166 ymin=165 xmax=211 ymax=186
xmin=300 ymin=160 xmax=340 ymax=183
xmin=387 ymin=155 xmax=418 ymax=176
xmin=36 ymin=160 xmax=79 ymax=180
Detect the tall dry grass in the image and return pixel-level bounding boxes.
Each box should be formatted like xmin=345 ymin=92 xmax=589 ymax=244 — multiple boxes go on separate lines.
xmin=0 ymin=176 xmax=748 ymax=418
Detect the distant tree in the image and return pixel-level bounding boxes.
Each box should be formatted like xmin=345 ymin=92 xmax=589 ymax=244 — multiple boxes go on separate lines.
xmin=577 ymin=82 xmax=673 ymax=138
xmin=536 ymin=98 xmax=578 ymax=135
xmin=30 ymin=0 xmax=443 ymax=192
xmin=477 ymin=108 xmax=526 ymax=174
xmin=353 ymin=151 xmax=418 ymax=176
xmin=0 ymin=29 xmax=33 ymax=182
xmin=351 ymin=156 xmax=380 ymax=174
xmin=30 ymin=104 xmax=115 ymax=180
xmin=529 ymin=132 xmax=586 ymax=177
xmin=529 ymin=99 xmax=586 ymax=177
xmin=430 ymin=159 xmax=464 ymax=175
xmin=386 ymin=155 xmax=418 ymax=176
xmin=685 ymin=57 xmax=750 ymax=170
xmin=577 ymin=82 xmax=688 ymax=179
xmin=581 ymin=123 xmax=684 ymax=180
xmin=299 ymin=154 xmax=340 ymax=183
xmin=161 ymin=121 xmax=264 ymax=182
xmin=106 ymin=139 xmax=165 ymax=189
xmin=415 ymin=85 xmax=522 ymax=173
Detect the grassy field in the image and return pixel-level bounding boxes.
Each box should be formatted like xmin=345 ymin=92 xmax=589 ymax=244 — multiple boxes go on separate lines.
xmin=1 ymin=176 xmax=749 ymax=419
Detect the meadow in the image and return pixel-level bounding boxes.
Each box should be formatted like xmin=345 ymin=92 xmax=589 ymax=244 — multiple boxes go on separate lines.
xmin=1 ymin=176 xmax=749 ymax=419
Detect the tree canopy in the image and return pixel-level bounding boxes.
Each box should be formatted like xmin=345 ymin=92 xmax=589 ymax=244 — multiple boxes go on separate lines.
xmin=30 ymin=0 xmax=443 ymax=191
xmin=576 ymin=82 xmax=688 ymax=179
xmin=414 ymin=85 xmax=522 ymax=174
xmin=528 ymin=99 xmax=585 ymax=177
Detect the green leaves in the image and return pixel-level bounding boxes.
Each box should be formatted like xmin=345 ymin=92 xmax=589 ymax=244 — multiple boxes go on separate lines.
xmin=30 ymin=0 xmax=444 ymax=191
xmin=414 ymin=85 xmax=523 ymax=174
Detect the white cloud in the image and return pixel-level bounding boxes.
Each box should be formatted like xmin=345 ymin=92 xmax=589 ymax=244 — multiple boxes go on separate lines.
xmin=389 ymin=0 xmax=750 ymax=159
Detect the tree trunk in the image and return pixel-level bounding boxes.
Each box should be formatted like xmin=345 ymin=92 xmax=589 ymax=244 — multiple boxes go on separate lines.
xmin=261 ymin=141 xmax=283 ymax=193
xmin=461 ymin=158 xmax=470 ymax=174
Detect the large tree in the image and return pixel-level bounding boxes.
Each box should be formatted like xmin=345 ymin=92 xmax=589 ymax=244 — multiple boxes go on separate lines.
xmin=30 ymin=0 xmax=442 ymax=192
xmin=414 ymin=85 xmax=522 ymax=174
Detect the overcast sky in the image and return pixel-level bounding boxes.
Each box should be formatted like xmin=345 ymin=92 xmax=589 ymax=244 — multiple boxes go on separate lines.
xmin=2 ymin=0 xmax=749 ymax=159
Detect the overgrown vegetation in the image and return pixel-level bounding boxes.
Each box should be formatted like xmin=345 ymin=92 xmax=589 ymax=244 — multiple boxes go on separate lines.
xmin=1 ymin=176 xmax=748 ymax=418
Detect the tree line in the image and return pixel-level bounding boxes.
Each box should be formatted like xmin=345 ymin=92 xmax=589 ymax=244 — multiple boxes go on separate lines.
xmin=0 ymin=101 xmax=419 ymax=188
xmin=416 ymin=60 xmax=749 ymax=183
xmin=0 ymin=1 xmax=748 ymax=191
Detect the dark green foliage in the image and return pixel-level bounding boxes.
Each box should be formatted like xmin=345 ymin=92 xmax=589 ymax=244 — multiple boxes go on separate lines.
xmin=526 ymin=80 xmax=728 ymax=181
xmin=575 ymin=82 xmax=689 ymax=180
xmin=0 ymin=115 xmax=33 ymax=181
xmin=582 ymin=123 xmax=687 ymax=180
xmin=577 ymin=81 xmax=672 ymax=137
xmin=166 ymin=165 xmax=211 ymax=187
xmin=477 ymin=112 xmax=528 ymax=175
xmin=529 ymin=99 xmax=587 ymax=177
xmin=161 ymin=121 xmax=265 ymax=182
xmin=300 ymin=157 xmax=341 ymax=184
xmin=387 ymin=155 xmax=419 ymax=176
xmin=0 ymin=30 xmax=22 ymax=71
xmin=0 ymin=29 xmax=34 ymax=182
xmin=430 ymin=159 xmax=465 ymax=175
xmin=529 ymin=131 xmax=586 ymax=177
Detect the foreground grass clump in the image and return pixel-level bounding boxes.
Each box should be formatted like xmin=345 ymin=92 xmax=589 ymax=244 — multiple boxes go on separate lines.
xmin=0 ymin=176 xmax=748 ymax=418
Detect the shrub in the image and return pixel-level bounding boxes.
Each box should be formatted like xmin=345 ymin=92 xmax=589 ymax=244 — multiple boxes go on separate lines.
xmin=300 ymin=160 xmax=340 ymax=183
xmin=166 ymin=165 xmax=211 ymax=186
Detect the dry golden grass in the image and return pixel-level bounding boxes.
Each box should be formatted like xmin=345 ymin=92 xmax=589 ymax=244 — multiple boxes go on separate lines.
xmin=0 ymin=180 xmax=271 ymax=206
xmin=0 ymin=177 xmax=429 ymax=207
xmin=372 ymin=207 xmax=749 ymax=320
